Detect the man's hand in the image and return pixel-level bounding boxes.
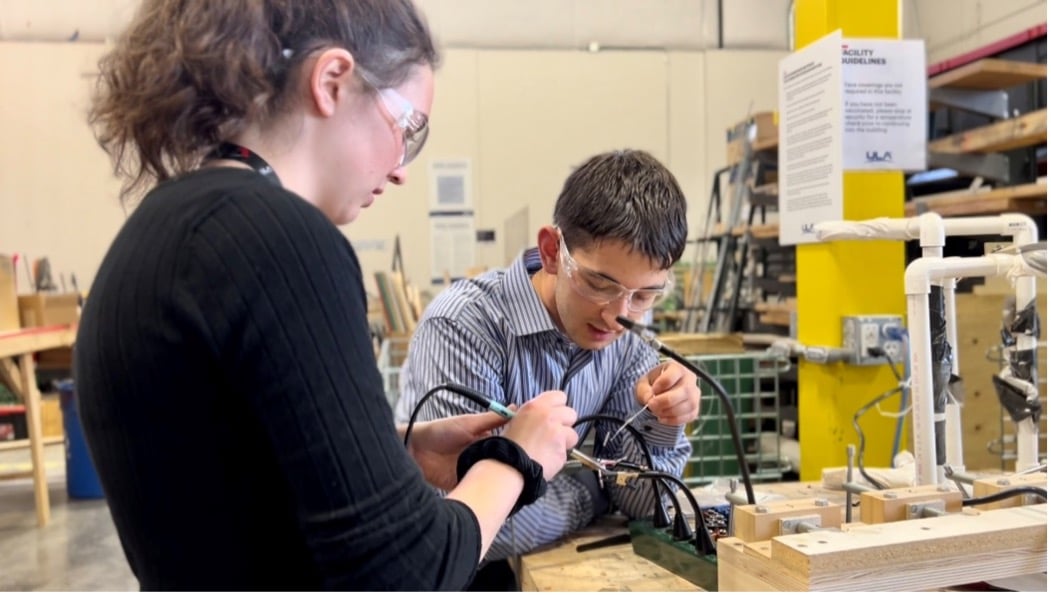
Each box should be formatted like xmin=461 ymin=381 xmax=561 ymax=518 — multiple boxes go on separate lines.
xmin=406 ymin=411 xmax=510 ymax=491
xmin=634 ymin=361 xmax=700 ymax=426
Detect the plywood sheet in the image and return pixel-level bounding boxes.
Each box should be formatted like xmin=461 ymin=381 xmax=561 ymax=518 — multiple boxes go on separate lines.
xmin=927 ymin=109 xmax=1046 ymax=154
xmin=929 ymin=59 xmax=1046 ymax=90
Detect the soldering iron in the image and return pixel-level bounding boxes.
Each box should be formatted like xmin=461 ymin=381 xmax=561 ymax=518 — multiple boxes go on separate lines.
xmin=404 ymin=383 xmax=614 ymax=474
xmin=405 ymin=382 xmax=721 ymax=554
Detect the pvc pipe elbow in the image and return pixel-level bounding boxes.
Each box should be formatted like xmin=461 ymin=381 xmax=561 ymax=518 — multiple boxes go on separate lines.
xmin=905 ymin=254 xmax=1025 ymax=295
xmin=1000 ymin=213 xmax=1038 ymax=246
xmin=916 ymin=212 xmax=945 ymax=249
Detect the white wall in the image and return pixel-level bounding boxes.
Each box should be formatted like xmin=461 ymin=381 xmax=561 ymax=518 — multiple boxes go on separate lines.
xmin=0 ymin=41 xmax=784 ymax=293
xmin=2 ymin=0 xmax=1044 ymax=63
xmin=0 ymin=43 xmax=125 ymax=294
xmin=0 ymin=0 xmax=792 ymax=49
xmin=0 ymin=0 xmax=1045 ymax=293
xmin=906 ymin=0 xmax=1047 ymax=64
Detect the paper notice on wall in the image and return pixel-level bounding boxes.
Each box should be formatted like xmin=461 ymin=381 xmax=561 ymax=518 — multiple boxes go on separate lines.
xmin=778 ymin=29 xmax=843 ymax=246
xmin=841 ymin=39 xmax=927 ymax=171
xmin=429 ymin=214 xmax=475 ymax=283
xmin=429 ymin=159 xmax=472 ymax=211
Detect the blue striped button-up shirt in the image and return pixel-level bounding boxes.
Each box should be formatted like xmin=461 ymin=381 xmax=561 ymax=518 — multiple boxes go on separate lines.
xmin=394 ymin=248 xmax=692 ymax=560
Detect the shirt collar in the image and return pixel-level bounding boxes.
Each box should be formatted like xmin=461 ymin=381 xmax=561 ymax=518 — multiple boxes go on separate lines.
xmin=504 ymin=247 xmax=561 ymax=337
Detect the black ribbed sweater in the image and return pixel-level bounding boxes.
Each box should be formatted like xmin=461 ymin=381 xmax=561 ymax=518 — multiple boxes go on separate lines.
xmin=75 ymin=168 xmax=480 ymax=590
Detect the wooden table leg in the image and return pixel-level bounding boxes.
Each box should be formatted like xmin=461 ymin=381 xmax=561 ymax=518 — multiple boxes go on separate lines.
xmin=17 ymin=353 xmax=50 ymax=527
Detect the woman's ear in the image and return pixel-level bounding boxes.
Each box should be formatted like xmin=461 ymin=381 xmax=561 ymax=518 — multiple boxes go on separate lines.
xmin=536 ymin=226 xmax=560 ymax=274
xmin=308 ymin=48 xmax=356 ymax=117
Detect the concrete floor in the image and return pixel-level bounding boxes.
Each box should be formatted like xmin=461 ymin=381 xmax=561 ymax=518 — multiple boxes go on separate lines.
xmin=0 ymin=443 xmax=137 ymax=591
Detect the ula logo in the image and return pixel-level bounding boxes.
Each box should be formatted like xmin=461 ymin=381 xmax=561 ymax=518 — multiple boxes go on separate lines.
xmin=801 ymin=223 xmax=815 ymax=234
xmin=866 ymin=150 xmax=893 ymax=163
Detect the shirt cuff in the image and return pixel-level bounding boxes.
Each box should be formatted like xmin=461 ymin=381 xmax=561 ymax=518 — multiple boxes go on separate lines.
xmin=632 ymin=409 xmax=684 ymax=448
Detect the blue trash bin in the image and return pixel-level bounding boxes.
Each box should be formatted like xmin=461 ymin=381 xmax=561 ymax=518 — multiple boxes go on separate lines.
xmin=56 ymin=380 xmax=104 ymax=499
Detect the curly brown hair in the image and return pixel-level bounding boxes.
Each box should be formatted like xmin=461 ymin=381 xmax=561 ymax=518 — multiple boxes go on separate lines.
xmin=89 ymin=0 xmax=439 ymax=202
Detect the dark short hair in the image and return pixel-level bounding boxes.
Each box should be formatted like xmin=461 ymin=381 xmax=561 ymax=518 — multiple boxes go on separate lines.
xmin=90 ymin=0 xmax=439 ymax=202
xmin=553 ymin=149 xmax=687 ymax=269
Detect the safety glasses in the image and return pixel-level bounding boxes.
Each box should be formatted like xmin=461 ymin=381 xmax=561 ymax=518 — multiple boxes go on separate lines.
xmin=556 ymin=228 xmax=673 ymax=313
xmin=358 ymin=68 xmax=430 ymax=168
xmin=375 ymin=88 xmax=429 ymax=168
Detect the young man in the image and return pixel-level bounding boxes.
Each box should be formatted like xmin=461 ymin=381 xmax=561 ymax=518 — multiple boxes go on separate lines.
xmin=394 ymin=149 xmax=699 ymax=585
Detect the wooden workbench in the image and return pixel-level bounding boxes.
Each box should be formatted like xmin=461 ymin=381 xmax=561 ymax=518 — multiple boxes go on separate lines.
xmin=518 ymin=482 xmax=844 ymax=592
xmin=518 ymin=518 xmax=700 ymax=592
xmin=519 ymin=480 xmax=1046 ymax=592
xmin=0 ymin=324 xmax=77 ymax=527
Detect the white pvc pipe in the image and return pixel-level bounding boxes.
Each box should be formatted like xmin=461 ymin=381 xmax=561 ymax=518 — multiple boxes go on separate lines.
xmin=817 ymin=213 xmax=1041 ymax=473
xmin=906 ymin=288 xmax=938 ymax=486
xmin=944 ymin=216 xmax=1039 ymax=471
xmin=905 ymin=254 xmax=1032 ymax=485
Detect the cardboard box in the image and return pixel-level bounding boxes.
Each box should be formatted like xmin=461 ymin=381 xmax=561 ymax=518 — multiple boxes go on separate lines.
xmin=0 ymin=255 xmax=18 ymax=331
xmin=18 ymin=293 xmax=80 ymax=328
xmin=726 ymin=111 xmax=778 ymax=165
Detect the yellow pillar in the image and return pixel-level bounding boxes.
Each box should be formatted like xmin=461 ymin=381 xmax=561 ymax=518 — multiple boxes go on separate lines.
xmin=794 ymin=0 xmax=907 ymax=480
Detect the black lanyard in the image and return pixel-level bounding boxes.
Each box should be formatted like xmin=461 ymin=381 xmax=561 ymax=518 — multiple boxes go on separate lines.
xmin=205 ymin=142 xmax=282 ymax=187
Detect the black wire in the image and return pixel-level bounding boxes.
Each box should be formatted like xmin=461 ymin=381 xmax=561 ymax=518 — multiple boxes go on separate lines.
xmin=573 ymin=414 xmax=655 ymax=470
xmin=634 ymin=469 xmax=717 ymax=555
xmin=883 ymin=352 xmax=903 ymax=383
xmin=852 ymin=385 xmax=904 ymax=491
xmin=574 ymin=414 xmax=665 ymax=527
xmin=654 ymin=345 xmax=757 ymax=505
xmin=963 ymin=486 xmax=1047 ymax=507
xmin=403 ymin=383 xmax=495 ymax=448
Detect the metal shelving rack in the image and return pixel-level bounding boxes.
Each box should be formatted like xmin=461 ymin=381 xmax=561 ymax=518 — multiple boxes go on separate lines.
xmin=679 ymin=351 xmax=790 ymax=486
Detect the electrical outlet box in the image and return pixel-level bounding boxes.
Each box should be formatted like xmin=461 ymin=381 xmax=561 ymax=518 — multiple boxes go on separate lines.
xmin=842 ymin=315 xmax=905 ymax=366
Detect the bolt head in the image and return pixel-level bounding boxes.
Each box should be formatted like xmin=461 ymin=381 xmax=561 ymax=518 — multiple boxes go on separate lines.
xmin=814 ymin=498 xmax=829 ymax=507
xmin=884 ymin=492 xmax=897 ymax=499
xmin=996 ymin=478 xmax=1010 ymax=486
xmin=755 ymin=505 xmax=768 ymax=513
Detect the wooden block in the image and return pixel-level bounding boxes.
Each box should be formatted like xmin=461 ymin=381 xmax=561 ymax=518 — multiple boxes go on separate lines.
xmin=927 ymin=109 xmax=1046 ymax=154
xmin=768 ymin=504 xmax=1046 ymax=591
xmin=17 ymin=293 xmax=79 ymax=328
xmin=732 ymin=498 xmax=844 ymax=543
xmin=929 ymin=59 xmax=1047 ymax=90
xmin=859 ymin=485 xmax=963 ymax=523
xmin=717 ymin=538 xmax=784 ymax=591
xmin=721 ymin=505 xmax=1047 ymax=591
xmin=972 ymin=472 xmax=1047 ymax=511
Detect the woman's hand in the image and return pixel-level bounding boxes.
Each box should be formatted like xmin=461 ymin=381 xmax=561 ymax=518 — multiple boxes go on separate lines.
xmin=406 ymin=412 xmax=511 ymax=491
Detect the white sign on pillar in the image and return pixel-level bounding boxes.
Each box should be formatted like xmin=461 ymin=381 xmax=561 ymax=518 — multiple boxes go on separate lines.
xmin=778 ymin=30 xmax=844 ymax=246
xmin=779 ymin=31 xmax=928 ymax=246
xmin=841 ymin=39 xmax=928 ymax=171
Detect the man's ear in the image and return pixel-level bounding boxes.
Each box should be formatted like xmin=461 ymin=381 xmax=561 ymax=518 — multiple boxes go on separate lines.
xmin=308 ymin=48 xmax=356 ymax=117
xmin=536 ymin=226 xmax=560 ymax=274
